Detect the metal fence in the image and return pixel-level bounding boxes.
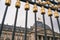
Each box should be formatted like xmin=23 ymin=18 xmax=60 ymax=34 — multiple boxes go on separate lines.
xmin=0 ymin=0 xmax=60 ymax=40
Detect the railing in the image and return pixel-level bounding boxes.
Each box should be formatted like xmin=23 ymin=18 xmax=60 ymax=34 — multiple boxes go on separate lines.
xmin=0 ymin=0 xmax=60 ymax=40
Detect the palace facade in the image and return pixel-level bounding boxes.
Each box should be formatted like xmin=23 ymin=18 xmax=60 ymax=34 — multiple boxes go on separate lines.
xmin=0 ymin=21 xmax=60 ymax=40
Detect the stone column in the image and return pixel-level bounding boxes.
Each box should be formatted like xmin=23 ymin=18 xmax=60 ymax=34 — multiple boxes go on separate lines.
xmin=41 ymin=36 xmax=43 ymax=40
xmin=4 ymin=34 xmax=6 ymax=40
xmin=49 ymin=37 xmax=51 ymax=40
xmin=37 ymin=36 xmax=39 ymax=40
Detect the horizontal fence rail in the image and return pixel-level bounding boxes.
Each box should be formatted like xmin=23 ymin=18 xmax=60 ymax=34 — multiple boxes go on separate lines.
xmin=20 ymin=0 xmax=60 ymax=12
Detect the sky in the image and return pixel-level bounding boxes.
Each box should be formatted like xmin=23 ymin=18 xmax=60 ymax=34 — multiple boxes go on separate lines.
xmin=0 ymin=0 xmax=60 ymax=33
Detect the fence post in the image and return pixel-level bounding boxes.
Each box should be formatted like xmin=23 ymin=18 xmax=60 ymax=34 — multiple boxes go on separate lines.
xmin=0 ymin=0 xmax=11 ymax=36
xmin=41 ymin=6 xmax=47 ymax=40
xmin=11 ymin=0 xmax=20 ymax=40
xmin=24 ymin=1 xmax=30 ymax=40
xmin=48 ymin=8 xmax=55 ymax=40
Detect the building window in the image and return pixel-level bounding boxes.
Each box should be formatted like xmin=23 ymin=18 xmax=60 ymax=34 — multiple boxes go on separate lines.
xmin=22 ymin=36 xmax=24 ymax=40
xmin=0 ymin=34 xmax=4 ymax=40
xmin=43 ymin=36 xmax=45 ymax=40
xmin=0 ymin=37 xmax=4 ymax=40
xmin=27 ymin=36 xmax=29 ymax=40
xmin=47 ymin=36 xmax=49 ymax=40
xmin=38 ymin=35 xmax=41 ymax=40
xmin=51 ymin=37 xmax=53 ymax=40
xmin=17 ymin=36 xmax=20 ymax=40
xmin=17 ymin=38 xmax=20 ymax=40
xmin=5 ymin=38 xmax=10 ymax=40
xmin=55 ymin=37 xmax=58 ymax=40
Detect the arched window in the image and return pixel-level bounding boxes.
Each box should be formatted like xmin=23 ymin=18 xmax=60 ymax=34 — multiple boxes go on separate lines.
xmin=5 ymin=38 xmax=10 ymax=40
xmin=17 ymin=38 xmax=20 ymax=40
xmin=17 ymin=36 xmax=20 ymax=40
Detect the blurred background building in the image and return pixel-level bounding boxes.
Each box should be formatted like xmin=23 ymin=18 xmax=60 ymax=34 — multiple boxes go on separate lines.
xmin=0 ymin=21 xmax=60 ymax=40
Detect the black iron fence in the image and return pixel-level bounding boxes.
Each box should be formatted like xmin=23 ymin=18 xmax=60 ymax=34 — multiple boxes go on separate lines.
xmin=0 ymin=0 xmax=60 ymax=40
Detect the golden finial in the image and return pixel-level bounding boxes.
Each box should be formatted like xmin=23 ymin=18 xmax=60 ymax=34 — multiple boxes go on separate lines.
xmin=54 ymin=5 xmax=58 ymax=10
xmin=58 ymin=2 xmax=60 ymax=8
xmin=5 ymin=0 xmax=11 ymax=6
xmin=15 ymin=0 xmax=21 ymax=8
xmin=40 ymin=1 xmax=47 ymax=5
xmin=50 ymin=4 xmax=54 ymax=8
xmin=41 ymin=6 xmax=45 ymax=14
xmin=25 ymin=1 xmax=30 ymax=10
xmin=33 ymin=4 xmax=38 ymax=12
xmin=46 ymin=1 xmax=51 ymax=5
xmin=36 ymin=0 xmax=41 ymax=4
xmin=54 ymin=10 xmax=59 ymax=18
xmin=57 ymin=0 xmax=60 ymax=2
xmin=48 ymin=8 xmax=52 ymax=16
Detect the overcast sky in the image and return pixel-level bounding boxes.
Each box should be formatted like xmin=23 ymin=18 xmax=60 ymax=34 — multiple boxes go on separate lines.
xmin=0 ymin=0 xmax=60 ymax=33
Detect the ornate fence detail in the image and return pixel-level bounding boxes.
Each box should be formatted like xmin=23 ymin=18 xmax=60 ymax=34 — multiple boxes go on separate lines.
xmin=0 ymin=0 xmax=60 ymax=40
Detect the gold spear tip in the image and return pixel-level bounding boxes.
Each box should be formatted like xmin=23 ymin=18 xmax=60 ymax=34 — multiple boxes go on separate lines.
xmin=15 ymin=0 xmax=20 ymax=8
xmin=5 ymin=0 xmax=11 ymax=6
xmin=25 ymin=1 xmax=30 ymax=10
xmin=33 ymin=4 xmax=38 ymax=12
xmin=46 ymin=1 xmax=51 ymax=5
xmin=54 ymin=10 xmax=59 ymax=18
xmin=48 ymin=8 xmax=52 ymax=16
xmin=41 ymin=6 xmax=45 ymax=14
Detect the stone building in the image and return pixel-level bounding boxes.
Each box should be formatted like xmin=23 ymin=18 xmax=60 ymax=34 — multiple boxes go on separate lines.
xmin=0 ymin=21 xmax=60 ymax=40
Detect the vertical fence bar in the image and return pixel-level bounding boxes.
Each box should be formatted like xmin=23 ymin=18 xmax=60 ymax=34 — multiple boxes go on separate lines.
xmin=41 ymin=6 xmax=47 ymax=40
xmin=24 ymin=10 xmax=28 ymax=40
xmin=0 ymin=6 xmax=8 ymax=36
xmin=0 ymin=0 xmax=11 ymax=36
xmin=55 ymin=2 xmax=60 ymax=33
xmin=12 ymin=0 xmax=20 ymax=40
xmin=56 ymin=18 xmax=60 ymax=38
xmin=35 ymin=12 xmax=37 ymax=40
xmin=41 ymin=0 xmax=47 ymax=40
xmin=42 ymin=14 xmax=47 ymax=40
xmin=56 ymin=18 xmax=60 ymax=32
xmin=33 ymin=0 xmax=38 ymax=39
xmin=50 ymin=16 xmax=55 ymax=40
xmin=33 ymin=0 xmax=38 ymax=40
xmin=48 ymin=2 xmax=55 ymax=39
xmin=12 ymin=8 xmax=19 ymax=40
xmin=54 ymin=10 xmax=60 ymax=36
xmin=24 ymin=1 xmax=29 ymax=40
